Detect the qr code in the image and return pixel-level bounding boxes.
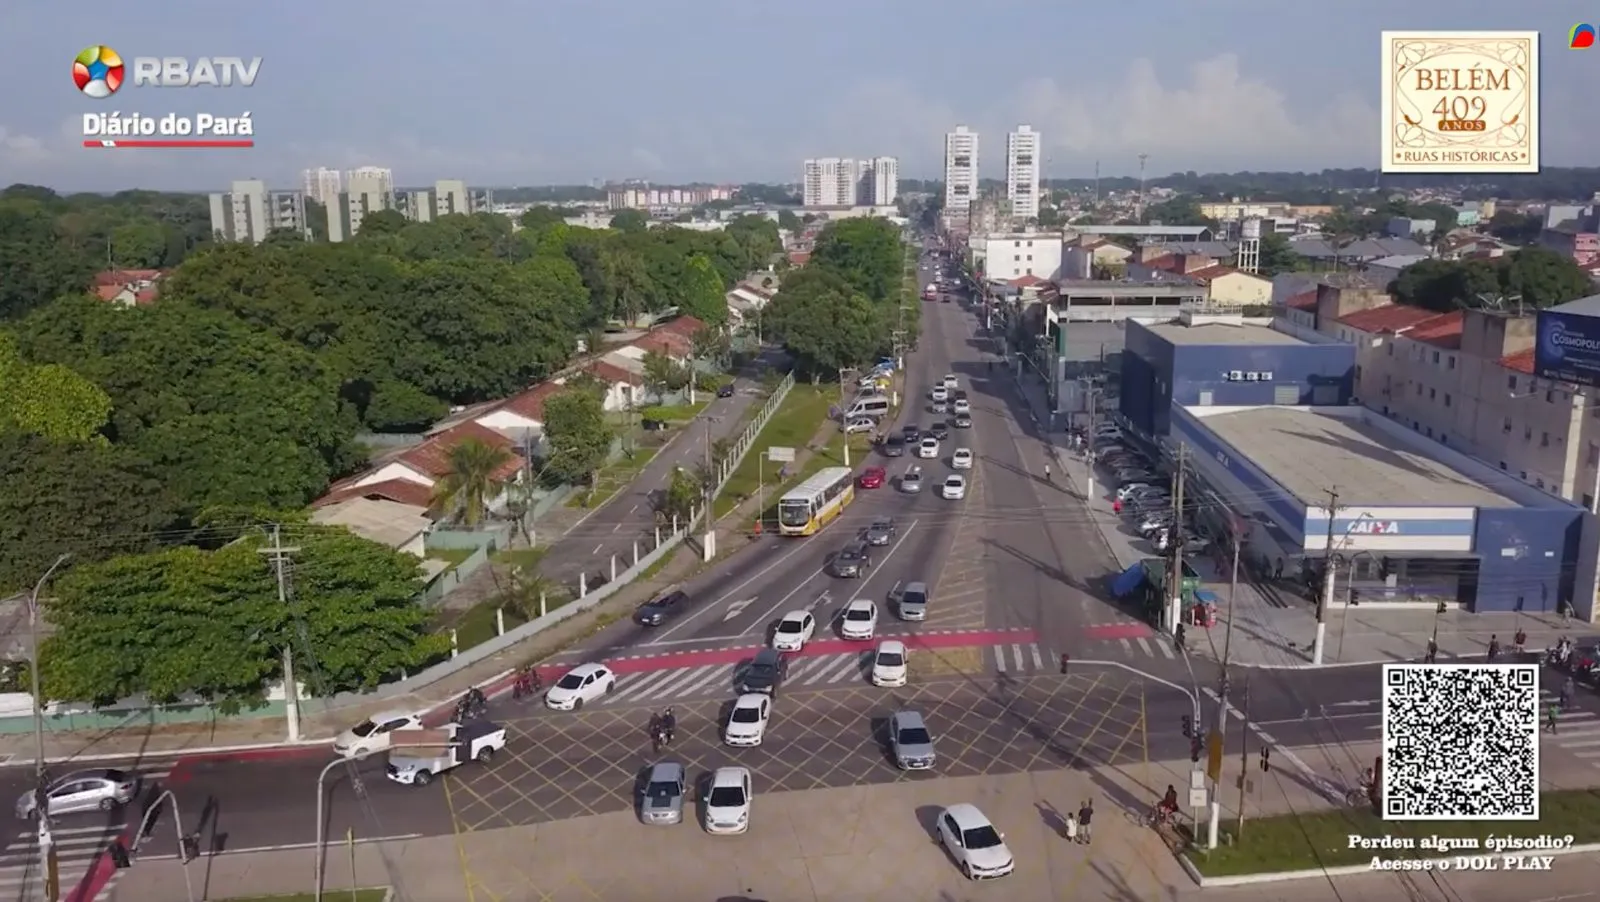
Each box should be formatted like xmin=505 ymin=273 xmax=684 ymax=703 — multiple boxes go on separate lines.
xmin=1381 ymin=663 xmax=1539 ymax=820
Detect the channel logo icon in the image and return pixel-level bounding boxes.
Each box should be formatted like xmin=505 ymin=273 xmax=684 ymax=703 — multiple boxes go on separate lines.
xmin=73 ymin=46 xmax=124 ymax=97
xmin=1571 ymin=23 xmax=1596 ymax=49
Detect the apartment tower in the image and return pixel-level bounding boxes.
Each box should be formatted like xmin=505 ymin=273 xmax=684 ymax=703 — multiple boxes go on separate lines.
xmin=1006 ymin=125 xmax=1041 ymax=221
xmin=943 ymin=126 xmax=979 ymax=214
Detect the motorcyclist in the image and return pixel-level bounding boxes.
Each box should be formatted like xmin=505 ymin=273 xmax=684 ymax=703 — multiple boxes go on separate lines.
xmin=467 ymin=685 xmax=486 ymax=710
xmin=659 ymin=706 xmax=677 ymax=743
xmin=1160 ymin=784 xmax=1179 ymax=816
xmin=1360 ymin=766 xmax=1376 ymax=798
xmin=1043 ymin=462 xmax=1051 ymax=482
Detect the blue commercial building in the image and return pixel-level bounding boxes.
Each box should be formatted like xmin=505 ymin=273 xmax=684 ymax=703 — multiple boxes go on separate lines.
xmin=1115 ymin=316 xmax=1587 ymax=614
xmin=1535 ymin=294 xmax=1600 ymax=389
xmin=1119 ymin=315 xmax=1355 ymax=437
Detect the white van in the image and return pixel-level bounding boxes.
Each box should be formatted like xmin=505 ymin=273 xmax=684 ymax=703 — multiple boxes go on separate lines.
xmin=844 ymin=395 xmax=891 ymax=420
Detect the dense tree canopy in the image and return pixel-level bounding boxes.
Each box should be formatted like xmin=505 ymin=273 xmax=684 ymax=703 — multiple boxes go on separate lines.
xmin=39 ymin=529 xmax=444 ymax=707
xmin=764 ymin=218 xmax=906 ymax=379
xmin=1390 ymin=248 xmax=1593 ymax=313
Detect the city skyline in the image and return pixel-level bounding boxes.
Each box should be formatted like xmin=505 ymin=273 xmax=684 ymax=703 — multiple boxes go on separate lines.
xmin=3 ymin=1 xmax=1595 ymax=192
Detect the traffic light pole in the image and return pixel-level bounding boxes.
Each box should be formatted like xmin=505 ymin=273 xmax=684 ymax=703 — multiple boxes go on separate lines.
xmin=130 ymin=789 xmax=195 ymax=902
xmin=1237 ymin=676 xmax=1251 ymax=840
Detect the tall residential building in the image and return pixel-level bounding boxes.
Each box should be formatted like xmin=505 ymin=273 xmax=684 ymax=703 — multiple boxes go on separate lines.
xmin=301 ymin=167 xmax=342 ymax=204
xmin=863 ymin=157 xmax=899 ymax=206
xmin=395 ymin=180 xmax=495 ymax=224
xmin=207 ymin=179 xmax=308 ymax=243
xmin=1006 ymin=125 xmax=1041 ymax=221
xmin=944 ymin=126 xmax=979 ymax=214
xmin=328 ymin=167 xmax=397 ymax=242
xmin=606 ymin=183 xmax=735 ymax=210
xmin=802 ymin=158 xmax=859 ymax=207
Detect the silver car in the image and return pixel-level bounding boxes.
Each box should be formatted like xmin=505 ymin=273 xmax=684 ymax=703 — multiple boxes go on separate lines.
xmin=15 ymin=769 xmax=137 ymax=819
xmin=900 ymin=467 xmax=924 ymax=493
xmin=890 ymin=710 xmax=937 ymax=770
xmin=639 ymin=761 xmax=686 ymax=825
xmin=864 ymin=518 xmax=895 ymax=546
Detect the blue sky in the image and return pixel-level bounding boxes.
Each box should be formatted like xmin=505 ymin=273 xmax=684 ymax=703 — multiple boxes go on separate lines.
xmin=0 ymin=0 xmax=1592 ymax=192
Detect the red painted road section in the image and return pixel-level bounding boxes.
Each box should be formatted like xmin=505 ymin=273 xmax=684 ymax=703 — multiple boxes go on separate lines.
xmin=601 ymin=628 xmax=1039 ymax=675
xmin=1081 ymin=623 xmax=1154 ymax=640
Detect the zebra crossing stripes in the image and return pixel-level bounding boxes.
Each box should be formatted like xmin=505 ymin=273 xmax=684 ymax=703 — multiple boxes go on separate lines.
xmin=988 ymin=637 xmax=1175 ymax=671
xmin=0 ymin=765 xmax=169 ymax=896
xmin=1543 ymin=689 xmax=1600 ymax=767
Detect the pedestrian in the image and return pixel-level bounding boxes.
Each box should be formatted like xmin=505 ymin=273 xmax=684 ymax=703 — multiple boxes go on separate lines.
xmin=1274 ymin=557 xmax=1284 ymax=580
xmin=1547 ymin=703 xmax=1561 ymax=734
xmin=1063 ymin=811 xmax=1078 ymax=843
xmin=1487 ymin=635 xmax=1501 ymax=663
xmin=1112 ymin=497 xmax=1122 ymax=515
xmin=1425 ymin=637 xmax=1438 ymax=664
xmin=1077 ymin=800 xmax=1094 ymax=844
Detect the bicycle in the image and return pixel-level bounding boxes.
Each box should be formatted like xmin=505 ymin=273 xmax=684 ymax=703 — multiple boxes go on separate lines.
xmin=1345 ymin=785 xmax=1372 ymax=808
xmin=1146 ymin=803 xmax=1177 ymax=828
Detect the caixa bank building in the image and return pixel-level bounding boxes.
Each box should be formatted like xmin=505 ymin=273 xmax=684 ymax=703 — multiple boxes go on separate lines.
xmin=1112 ymin=311 xmax=1594 ymax=616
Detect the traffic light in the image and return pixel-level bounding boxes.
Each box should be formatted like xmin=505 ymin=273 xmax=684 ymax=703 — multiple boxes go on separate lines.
xmin=1259 ymin=746 xmax=1271 ymax=772
xmin=1181 ymin=715 xmax=1193 ymax=739
xmin=1190 ymin=734 xmax=1203 ymax=763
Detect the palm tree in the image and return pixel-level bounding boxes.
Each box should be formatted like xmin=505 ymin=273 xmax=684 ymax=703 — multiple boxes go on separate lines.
xmin=431 ymin=437 xmax=514 ymax=528
xmin=502 ymin=565 xmax=559 ymax=622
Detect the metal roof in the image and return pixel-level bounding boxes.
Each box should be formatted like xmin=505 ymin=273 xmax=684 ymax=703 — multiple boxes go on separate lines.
xmin=1286 ymin=238 xmax=1430 ymax=259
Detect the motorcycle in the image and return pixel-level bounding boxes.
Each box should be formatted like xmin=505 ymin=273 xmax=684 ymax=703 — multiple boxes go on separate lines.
xmin=452 ymin=693 xmax=488 ymax=724
xmin=512 ymin=668 xmax=542 ymax=701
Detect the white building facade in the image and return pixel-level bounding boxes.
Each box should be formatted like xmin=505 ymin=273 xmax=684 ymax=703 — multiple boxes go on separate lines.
xmin=803 ymin=158 xmax=857 ymax=207
xmin=1006 ymin=125 xmax=1040 ymax=221
xmin=208 ymin=179 xmax=308 ymax=243
xmin=943 ymin=126 xmax=979 ymax=215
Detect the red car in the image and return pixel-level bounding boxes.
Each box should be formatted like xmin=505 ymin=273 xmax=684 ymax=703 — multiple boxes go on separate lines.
xmin=857 ymin=466 xmax=886 ymax=489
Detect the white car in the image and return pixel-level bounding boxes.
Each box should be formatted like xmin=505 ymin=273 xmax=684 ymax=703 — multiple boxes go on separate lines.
xmin=704 ymin=766 xmax=752 ymax=835
xmin=843 ymin=416 xmax=876 ymax=434
xmin=918 ymin=437 xmax=940 ymax=459
xmin=839 ymin=599 xmax=879 ymax=640
xmin=772 ymin=611 xmax=816 ymax=651
xmin=937 ymin=803 xmax=1017 ymax=880
xmin=871 ymin=640 xmax=908 ymax=687
xmin=723 ymin=694 xmax=771 ymax=747
xmin=333 ymin=710 xmax=424 ymax=758
xmin=1117 ymin=482 xmax=1156 ymax=501
xmin=942 ymin=374 xmax=958 ymax=389
xmin=930 ymin=386 xmax=949 ymax=402
xmin=942 ymin=475 xmax=967 ymax=500
xmin=544 ymin=662 xmax=617 ymax=711
xmin=952 ymin=448 xmax=973 ymax=469
xmin=952 ymin=399 xmax=970 ymax=414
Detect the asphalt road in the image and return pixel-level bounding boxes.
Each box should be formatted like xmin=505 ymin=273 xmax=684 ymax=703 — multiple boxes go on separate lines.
xmin=538 ymin=376 xmax=762 ymax=590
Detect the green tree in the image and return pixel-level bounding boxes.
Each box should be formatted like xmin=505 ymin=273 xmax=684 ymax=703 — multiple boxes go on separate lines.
xmin=518 ymin=206 xmax=567 ymax=231
xmin=1390 ymin=249 xmax=1591 ymax=312
xmin=0 ymin=433 xmax=178 ymax=594
xmin=678 ymin=254 xmax=729 ymax=326
xmin=0 ymin=198 xmax=96 ymax=320
xmin=1487 ymin=211 xmax=1542 ymax=245
xmin=777 ymin=210 xmax=801 ymax=231
xmin=763 ymin=268 xmax=882 ymax=378
xmin=431 ymin=437 xmax=515 ymax=527
xmin=641 ymin=349 xmax=682 ymax=401
xmin=1257 ymin=232 xmax=1308 ymax=278
xmin=725 ymin=215 xmax=782 ymax=271
xmin=809 ymin=218 xmax=902 ymax=303
xmin=610 ymin=209 xmax=650 ymax=233
xmin=0 ymin=332 xmax=111 ymax=442
xmin=653 ymin=468 xmax=702 ymax=526
xmin=541 ymin=390 xmax=614 ymax=486
xmin=38 ymin=529 xmax=442 ymax=707
xmin=1503 ymin=246 xmax=1594 ymax=308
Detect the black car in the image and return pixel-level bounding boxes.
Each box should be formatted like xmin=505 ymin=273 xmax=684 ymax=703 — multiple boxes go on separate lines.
xmin=882 ymin=437 xmax=906 ymax=457
xmin=634 ymin=590 xmax=688 ymax=626
xmin=929 ymin=422 xmax=950 ymax=440
xmin=953 ymin=413 xmax=972 ymax=428
xmin=716 ymin=383 xmax=735 ymax=398
xmin=738 ymin=648 xmax=789 ymax=696
xmin=901 ymin=425 xmax=920 ymax=443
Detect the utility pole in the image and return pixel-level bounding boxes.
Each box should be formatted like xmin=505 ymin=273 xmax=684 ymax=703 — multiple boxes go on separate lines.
xmin=28 ymin=554 xmax=70 ymax=902
xmin=1207 ymin=531 xmax=1242 ymax=849
xmin=838 ymin=367 xmax=854 ymax=467
xmin=257 ymin=526 xmax=303 ymax=742
xmin=1237 ymin=675 xmax=1252 ymax=839
xmin=1093 ymin=160 xmax=1100 ymax=207
xmin=1312 ymin=488 xmax=1341 ymax=666
xmin=1167 ymin=444 xmax=1188 ymax=634
xmin=1083 ymin=381 xmax=1100 ymax=499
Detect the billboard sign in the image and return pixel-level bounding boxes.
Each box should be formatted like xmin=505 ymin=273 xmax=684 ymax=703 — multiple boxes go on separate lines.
xmin=1535 ymin=309 xmax=1600 ymax=388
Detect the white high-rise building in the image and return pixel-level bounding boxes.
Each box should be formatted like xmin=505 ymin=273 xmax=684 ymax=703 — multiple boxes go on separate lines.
xmin=1006 ymin=125 xmax=1041 ymax=221
xmin=207 ymin=179 xmax=307 ymax=244
xmin=802 ymin=158 xmax=859 ymax=207
xmin=944 ymin=126 xmax=979 ymax=214
xmin=301 ymin=167 xmax=342 ymax=204
xmin=327 ymin=167 xmax=397 ymax=242
xmin=863 ymin=157 xmax=899 ymax=206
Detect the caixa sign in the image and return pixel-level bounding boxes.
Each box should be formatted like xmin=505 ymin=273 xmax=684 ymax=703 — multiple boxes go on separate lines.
xmin=1345 ymin=520 xmax=1402 ymax=535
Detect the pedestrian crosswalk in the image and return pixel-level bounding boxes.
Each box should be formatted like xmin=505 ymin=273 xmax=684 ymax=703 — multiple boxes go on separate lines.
xmin=0 ymin=765 xmax=169 ymax=899
xmin=1542 ymin=690 xmax=1600 ymax=768
xmin=591 ymin=637 xmax=1179 ymax=707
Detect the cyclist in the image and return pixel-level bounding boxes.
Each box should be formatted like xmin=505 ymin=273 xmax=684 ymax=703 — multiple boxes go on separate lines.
xmin=1157 ymin=784 xmax=1179 ymax=823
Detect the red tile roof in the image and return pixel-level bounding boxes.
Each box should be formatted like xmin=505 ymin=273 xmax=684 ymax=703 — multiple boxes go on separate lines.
xmin=1500 ymin=349 xmax=1536 ymax=375
xmin=1141 ymin=254 xmax=1179 ymax=272
xmin=1186 ymin=264 xmax=1242 ymax=282
xmin=788 ymin=251 xmax=811 ymax=266
xmin=1335 ymin=304 xmax=1442 ymax=335
xmin=1008 ymin=274 xmax=1046 ymax=288
xmin=93 ymin=268 xmax=164 ymax=287
xmin=314 ymin=477 xmax=435 ymax=510
xmin=585 ymin=359 xmax=642 ymax=386
xmin=394 ymin=420 xmax=522 ymax=481
xmin=1285 ymin=290 xmax=1318 ymax=311
xmin=1408 ymin=311 xmax=1466 ymax=349
xmin=653 ymin=315 xmax=708 ymax=339
xmin=632 ymin=330 xmax=692 ymax=358
xmin=495 ymin=382 xmax=563 ymax=422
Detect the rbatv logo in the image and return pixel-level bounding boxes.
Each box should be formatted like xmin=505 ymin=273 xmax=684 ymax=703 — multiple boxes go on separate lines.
xmin=1571 ymin=23 xmax=1596 ymax=49
xmin=73 ymin=46 xmax=124 ymax=98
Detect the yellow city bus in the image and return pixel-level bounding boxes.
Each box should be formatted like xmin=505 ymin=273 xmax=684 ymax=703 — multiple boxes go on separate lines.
xmin=777 ymin=467 xmax=856 ymax=536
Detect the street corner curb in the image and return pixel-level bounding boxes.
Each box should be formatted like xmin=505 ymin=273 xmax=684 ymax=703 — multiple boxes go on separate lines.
xmin=1181 ymin=841 xmax=1600 ymax=888
xmin=2 ymin=738 xmax=335 ymax=772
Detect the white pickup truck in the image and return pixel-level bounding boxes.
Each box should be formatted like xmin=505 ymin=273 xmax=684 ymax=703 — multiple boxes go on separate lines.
xmin=384 ymin=720 xmax=508 ymax=786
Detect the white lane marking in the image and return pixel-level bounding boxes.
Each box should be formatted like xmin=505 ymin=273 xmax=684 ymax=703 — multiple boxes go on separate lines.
xmin=1157 ymin=640 xmax=1176 ymax=659
xmin=722 ymin=598 xmax=756 ymax=622
xmin=676 ymin=665 xmax=737 ymax=697
xmin=1029 ymin=644 xmax=1044 ymax=669
xmin=737 ymin=521 xmax=920 ymax=638
xmin=645 ymin=535 xmax=832 ymax=643
xmin=1010 ymin=644 xmax=1024 ymax=670
xmin=604 ymin=669 xmax=679 ymax=703
xmin=1118 ymin=639 xmax=1133 ymax=653
xmin=787 ymin=656 xmax=828 ymax=681
xmin=1134 ymin=638 xmax=1152 ymax=656
xmin=628 ymin=665 xmax=723 ymax=703
xmin=823 ymin=654 xmax=866 ymax=684
xmin=993 ymin=647 xmax=1008 ymax=672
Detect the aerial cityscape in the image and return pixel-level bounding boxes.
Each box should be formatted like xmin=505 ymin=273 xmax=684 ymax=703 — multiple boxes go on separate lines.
xmin=1 ymin=4 xmax=1600 ymax=902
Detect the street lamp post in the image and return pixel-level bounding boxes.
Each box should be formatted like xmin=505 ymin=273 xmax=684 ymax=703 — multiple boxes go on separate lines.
xmin=131 ymin=790 xmax=196 ymax=902
xmin=313 ymin=756 xmax=363 ymax=902
xmin=28 ymin=553 xmax=69 ymax=902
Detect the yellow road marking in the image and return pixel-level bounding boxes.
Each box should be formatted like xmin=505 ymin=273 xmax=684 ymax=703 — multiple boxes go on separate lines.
xmin=909 ymin=646 xmax=985 ymax=678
